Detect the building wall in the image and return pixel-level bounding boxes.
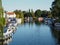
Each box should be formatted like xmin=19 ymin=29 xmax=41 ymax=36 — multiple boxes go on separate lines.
xmin=17 ymin=18 xmax=22 ymax=24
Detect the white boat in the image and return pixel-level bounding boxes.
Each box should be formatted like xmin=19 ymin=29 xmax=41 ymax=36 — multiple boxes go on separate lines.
xmin=3 ymin=28 xmax=13 ymax=39
xmin=9 ymin=22 xmax=17 ymax=27
xmin=3 ymin=17 xmax=18 ymax=39
xmin=3 ymin=26 xmax=17 ymax=39
xmin=13 ymin=22 xmax=18 ymax=26
xmin=3 ymin=37 xmax=12 ymax=45
xmin=54 ymin=23 xmax=60 ymax=30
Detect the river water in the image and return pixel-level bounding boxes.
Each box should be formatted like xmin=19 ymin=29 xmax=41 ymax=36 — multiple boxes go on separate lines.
xmin=7 ymin=23 xmax=60 ymax=45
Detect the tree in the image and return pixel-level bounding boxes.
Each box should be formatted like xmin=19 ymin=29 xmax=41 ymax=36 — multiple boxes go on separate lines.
xmin=0 ymin=0 xmax=4 ymax=17
xmin=51 ymin=0 xmax=60 ymax=18
xmin=31 ymin=9 xmax=35 ymax=18
xmin=22 ymin=11 xmax=26 ymax=15
xmin=24 ymin=12 xmax=32 ymax=17
xmin=14 ymin=10 xmax=18 ymax=14
xmin=41 ymin=10 xmax=48 ymax=17
xmin=35 ymin=9 xmax=42 ymax=18
xmin=14 ymin=10 xmax=19 ymax=18
xmin=18 ymin=10 xmax=22 ymax=18
xmin=14 ymin=10 xmax=23 ymax=18
xmin=47 ymin=11 xmax=52 ymax=18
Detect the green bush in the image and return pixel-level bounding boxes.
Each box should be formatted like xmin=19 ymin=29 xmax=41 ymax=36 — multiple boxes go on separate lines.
xmin=0 ymin=18 xmax=5 ymax=26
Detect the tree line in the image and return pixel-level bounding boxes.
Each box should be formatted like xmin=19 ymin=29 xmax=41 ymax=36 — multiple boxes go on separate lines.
xmin=51 ymin=0 xmax=60 ymax=18
xmin=14 ymin=9 xmax=52 ymax=19
xmin=13 ymin=0 xmax=60 ymax=19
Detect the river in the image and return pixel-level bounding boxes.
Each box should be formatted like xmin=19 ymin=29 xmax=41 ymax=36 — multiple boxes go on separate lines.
xmin=6 ymin=22 xmax=60 ymax=45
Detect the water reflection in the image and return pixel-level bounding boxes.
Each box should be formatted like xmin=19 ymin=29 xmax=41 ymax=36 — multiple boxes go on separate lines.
xmin=3 ymin=36 xmax=12 ymax=45
xmin=51 ymin=29 xmax=60 ymax=45
xmin=0 ymin=36 xmax=12 ymax=45
xmin=35 ymin=20 xmax=41 ymax=25
xmin=1 ymin=20 xmax=60 ymax=45
xmin=9 ymin=22 xmax=56 ymax=45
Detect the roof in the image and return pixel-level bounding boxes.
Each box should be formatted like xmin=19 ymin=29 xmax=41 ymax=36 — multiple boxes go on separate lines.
xmin=6 ymin=12 xmax=15 ymax=15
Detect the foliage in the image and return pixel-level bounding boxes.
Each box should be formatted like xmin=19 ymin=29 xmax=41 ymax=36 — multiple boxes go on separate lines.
xmin=35 ymin=9 xmax=42 ymax=18
xmin=14 ymin=10 xmax=24 ymax=18
xmin=24 ymin=12 xmax=32 ymax=17
xmin=31 ymin=9 xmax=35 ymax=18
xmin=41 ymin=10 xmax=48 ymax=17
xmin=0 ymin=18 xmax=5 ymax=26
xmin=51 ymin=0 xmax=60 ymax=18
xmin=47 ymin=11 xmax=52 ymax=18
xmin=0 ymin=18 xmax=4 ymax=38
xmin=14 ymin=9 xmax=52 ymax=19
xmin=0 ymin=0 xmax=4 ymax=38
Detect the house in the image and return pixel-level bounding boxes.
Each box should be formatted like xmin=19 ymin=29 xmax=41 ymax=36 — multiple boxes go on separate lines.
xmin=6 ymin=12 xmax=16 ymax=18
xmin=4 ymin=12 xmax=16 ymax=19
xmin=4 ymin=12 xmax=16 ymax=24
xmin=38 ymin=17 xmax=44 ymax=22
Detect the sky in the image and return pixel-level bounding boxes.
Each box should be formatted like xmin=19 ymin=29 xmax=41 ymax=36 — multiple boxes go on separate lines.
xmin=2 ymin=0 xmax=54 ymax=11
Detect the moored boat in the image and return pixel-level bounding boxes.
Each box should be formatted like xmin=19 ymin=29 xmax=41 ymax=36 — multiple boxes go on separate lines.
xmin=53 ymin=23 xmax=60 ymax=30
